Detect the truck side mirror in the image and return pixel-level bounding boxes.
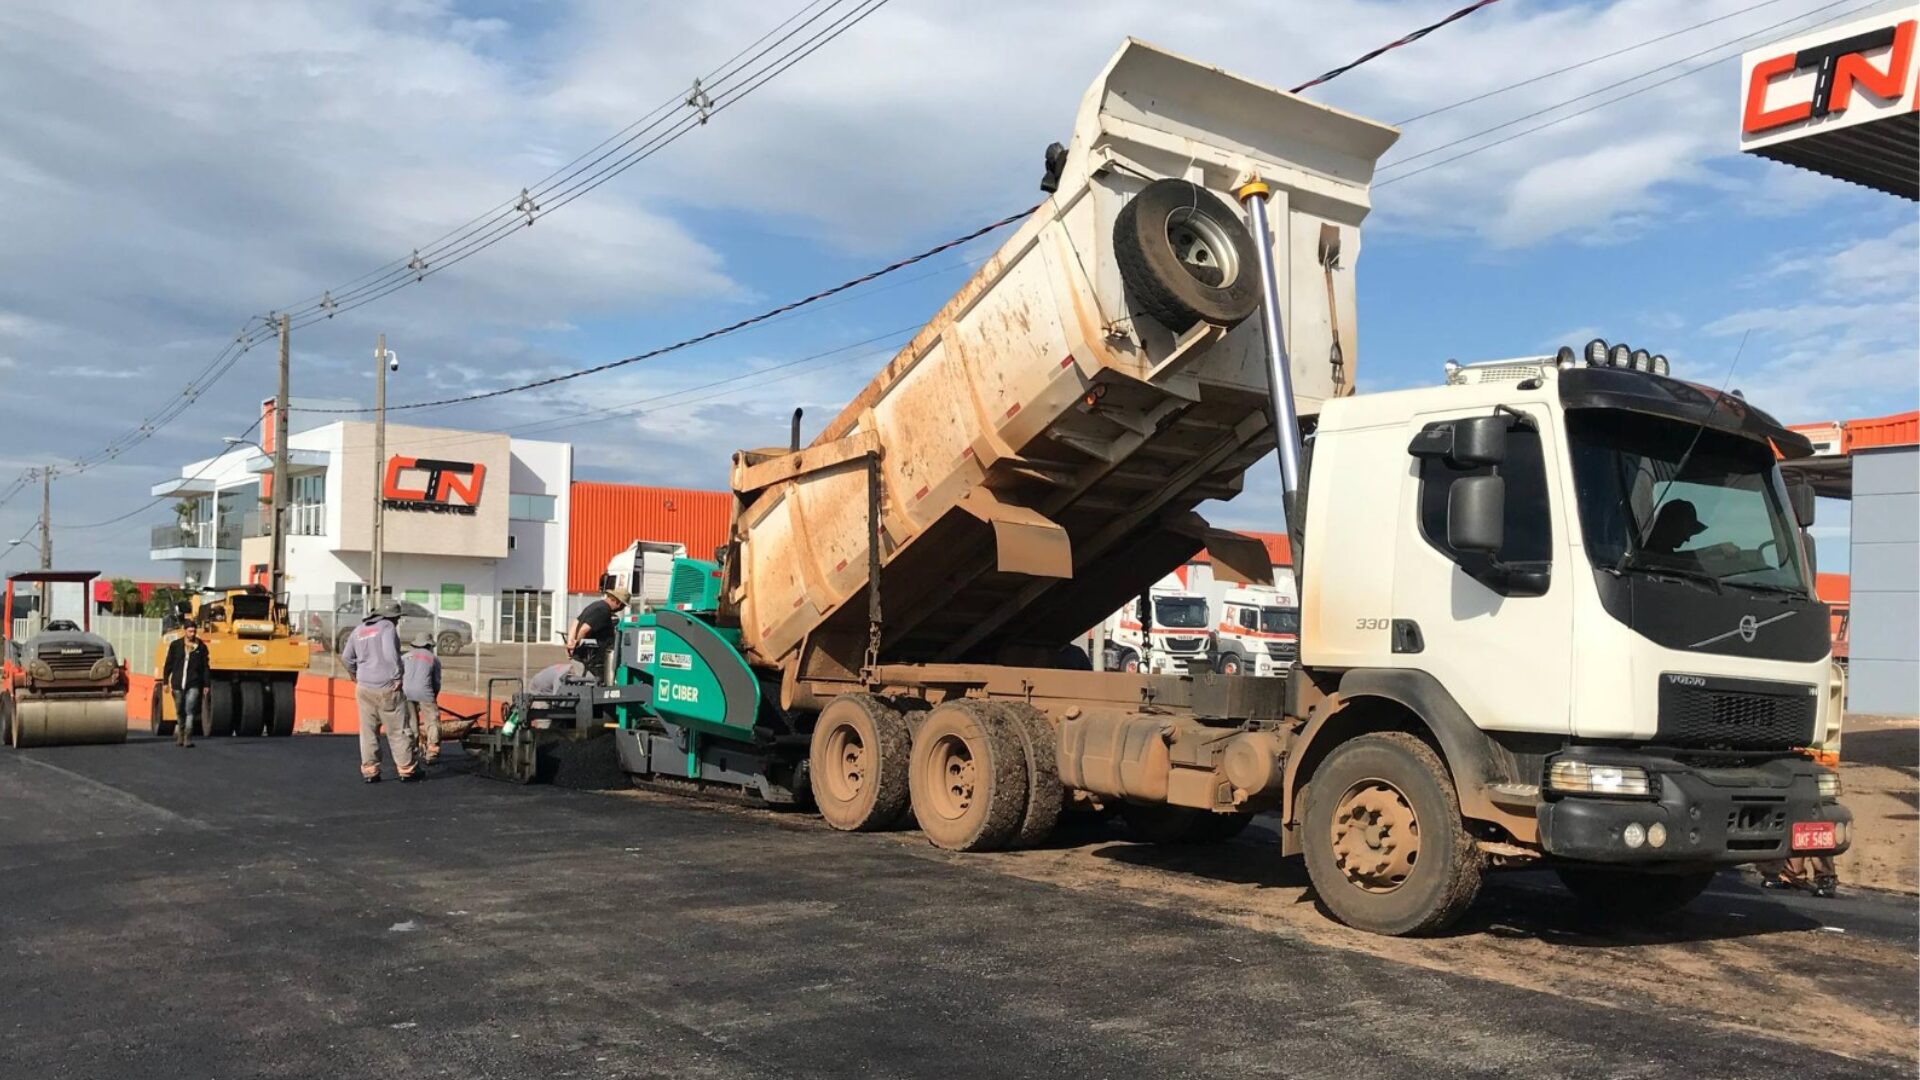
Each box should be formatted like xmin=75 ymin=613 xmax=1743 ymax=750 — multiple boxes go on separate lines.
xmin=1450 ymin=415 xmax=1508 ymax=467
xmin=1785 ymin=476 xmax=1816 ymax=527
xmin=1447 ymin=475 xmax=1505 ymax=555
xmin=1408 ymin=415 xmax=1508 ymax=468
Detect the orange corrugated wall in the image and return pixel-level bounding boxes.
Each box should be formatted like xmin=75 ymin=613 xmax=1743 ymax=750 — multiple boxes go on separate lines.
xmin=568 ymin=482 xmax=733 ymax=594
xmin=1847 ymin=410 xmax=1918 ymax=451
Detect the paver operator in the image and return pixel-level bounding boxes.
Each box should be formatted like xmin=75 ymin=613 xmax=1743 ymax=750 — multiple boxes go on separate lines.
xmin=403 ymin=634 xmax=443 ymax=766
xmin=341 ymin=599 xmax=419 ymax=783
xmin=566 ymin=586 xmax=628 ymax=679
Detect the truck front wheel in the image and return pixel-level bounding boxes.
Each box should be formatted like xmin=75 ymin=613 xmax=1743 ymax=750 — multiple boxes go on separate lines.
xmin=1215 ymin=653 xmax=1243 ymax=676
xmin=1302 ymin=732 xmax=1483 ymax=936
xmin=1554 ymin=868 xmax=1716 ymax=920
xmin=809 ymin=694 xmax=912 ymax=832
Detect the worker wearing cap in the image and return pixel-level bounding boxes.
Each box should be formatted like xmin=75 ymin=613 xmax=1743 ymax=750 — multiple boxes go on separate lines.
xmin=402 ymin=634 xmax=443 ymax=766
xmin=341 ymin=599 xmax=418 ymax=782
xmin=567 ymin=586 xmax=629 ymax=680
xmin=160 ymin=622 xmax=209 ymax=748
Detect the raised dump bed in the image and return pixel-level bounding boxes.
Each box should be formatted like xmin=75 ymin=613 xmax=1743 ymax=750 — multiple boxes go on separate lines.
xmin=727 ymin=39 xmax=1397 ymax=696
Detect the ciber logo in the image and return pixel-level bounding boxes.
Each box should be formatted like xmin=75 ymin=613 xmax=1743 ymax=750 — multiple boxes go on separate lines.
xmin=383 ymin=456 xmax=486 ymax=516
xmin=1743 ymin=19 xmax=1916 ymax=135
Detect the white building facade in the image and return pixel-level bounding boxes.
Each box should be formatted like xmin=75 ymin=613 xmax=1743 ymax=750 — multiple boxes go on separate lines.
xmin=152 ymin=409 xmax=572 ymax=646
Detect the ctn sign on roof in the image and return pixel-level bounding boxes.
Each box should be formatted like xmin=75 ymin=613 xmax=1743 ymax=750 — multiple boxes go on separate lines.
xmin=1739 ymin=9 xmax=1920 ymax=200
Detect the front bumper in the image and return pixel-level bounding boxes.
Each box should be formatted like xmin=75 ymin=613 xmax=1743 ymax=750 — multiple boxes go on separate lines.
xmin=1537 ymin=749 xmax=1850 ymax=866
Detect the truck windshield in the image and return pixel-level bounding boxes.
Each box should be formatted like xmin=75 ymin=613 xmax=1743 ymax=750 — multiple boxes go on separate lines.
xmin=1260 ymin=607 xmax=1299 ymax=634
xmin=1153 ymin=597 xmax=1208 ymax=628
xmin=1566 ymin=410 xmax=1808 ymax=595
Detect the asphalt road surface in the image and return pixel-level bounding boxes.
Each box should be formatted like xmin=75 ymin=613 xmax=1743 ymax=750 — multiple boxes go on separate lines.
xmin=2 ymin=736 xmax=1913 ymax=1079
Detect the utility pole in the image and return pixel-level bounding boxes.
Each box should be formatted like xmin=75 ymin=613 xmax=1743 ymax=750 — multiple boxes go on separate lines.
xmin=38 ymin=467 xmax=51 ymax=571
xmin=371 ymin=333 xmax=389 ymax=601
xmin=38 ymin=466 xmax=51 ymax=632
xmin=269 ymin=315 xmax=291 ymax=602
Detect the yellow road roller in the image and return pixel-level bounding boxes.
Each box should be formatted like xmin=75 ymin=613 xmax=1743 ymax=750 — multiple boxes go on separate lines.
xmin=1 ymin=571 xmax=129 ymax=748
xmin=150 ymin=586 xmax=308 ymax=738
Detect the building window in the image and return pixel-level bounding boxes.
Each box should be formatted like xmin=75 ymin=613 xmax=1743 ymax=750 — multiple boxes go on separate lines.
xmin=508 ymin=493 xmax=557 ymax=522
xmin=290 ymin=473 xmax=326 ymax=536
xmin=500 ymin=589 xmax=553 ymax=644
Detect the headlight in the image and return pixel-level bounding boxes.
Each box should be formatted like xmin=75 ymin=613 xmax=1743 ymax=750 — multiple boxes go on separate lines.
xmin=1651 ymin=355 xmax=1669 ymax=376
xmin=1547 ymin=760 xmax=1652 ymax=796
xmin=27 ymin=659 xmax=53 ymax=681
xmin=89 ymin=657 xmax=116 ymax=680
xmin=1608 ymin=343 xmax=1632 ymax=368
xmin=1584 ymin=338 xmax=1609 ymax=365
xmin=1630 ymin=349 xmax=1651 ymax=372
xmin=1816 ymin=771 xmax=1841 ymax=799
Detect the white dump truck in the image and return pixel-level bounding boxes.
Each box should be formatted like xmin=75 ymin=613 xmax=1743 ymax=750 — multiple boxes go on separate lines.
xmin=589 ymin=39 xmax=1847 ymax=936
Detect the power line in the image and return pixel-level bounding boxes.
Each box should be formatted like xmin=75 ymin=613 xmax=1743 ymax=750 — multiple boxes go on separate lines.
xmin=1376 ymin=0 xmax=1877 ymax=187
xmin=280 ymin=0 xmax=895 ymax=335
xmin=1292 ymin=0 xmax=1505 ymax=93
xmin=27 ymin=0 xmax=888 ymax=494
xmin=294 ymin=202 xmax=1035 ymax=414
xmin=1394 ymin=0 xmax=1802 ymax=125
xmin=54 ymin=416 xmax=265 ymax=531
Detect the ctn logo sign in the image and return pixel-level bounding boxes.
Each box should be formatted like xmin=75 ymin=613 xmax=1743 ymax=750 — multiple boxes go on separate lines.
xmin=1744 ymin=19 xmax=1916 ymax=134
xmin=383 ymin=457 xmax=486 ymax=516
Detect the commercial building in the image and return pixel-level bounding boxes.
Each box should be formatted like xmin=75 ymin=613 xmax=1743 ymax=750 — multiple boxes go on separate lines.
xmin=1785 ymin=412 xmax=1919 ymax=715
xmin=152 ymin=405 xmax=571 ymax=644
xmin=1739 ymin=6 xmax=1918 ymax=199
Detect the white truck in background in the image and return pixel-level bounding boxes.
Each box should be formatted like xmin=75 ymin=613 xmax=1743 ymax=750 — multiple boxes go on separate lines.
xmin=601 ymin=541 xmax=688 ymax=611
xmin=1099 ymin=574 xmax=1210 ymax=674
xmin=1210 ymin=583 xmax=1299 ymax=676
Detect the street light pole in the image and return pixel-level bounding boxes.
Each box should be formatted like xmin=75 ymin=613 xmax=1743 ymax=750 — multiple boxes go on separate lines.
xmin=270 ymin=314 xmax=290 ymax=600
xmin=371 ymin=334 xmax=390 ymax=601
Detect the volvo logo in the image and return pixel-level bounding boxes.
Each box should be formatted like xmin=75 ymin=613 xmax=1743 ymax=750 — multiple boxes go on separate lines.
xmin=1691 ymin=610 xmax=1797 ymax=649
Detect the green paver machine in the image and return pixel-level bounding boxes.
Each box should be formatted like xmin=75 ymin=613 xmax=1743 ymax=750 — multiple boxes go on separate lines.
xmin=463 ymin=557 xmax=810 ymax=799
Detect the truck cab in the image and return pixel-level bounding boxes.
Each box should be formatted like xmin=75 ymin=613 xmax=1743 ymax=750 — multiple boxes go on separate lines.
xmin=1212 ymin=585 xmax=1298 ymax=677
xmin=1294 ymin=347 xmax=1846 ymax=908
xmin=1103 ymin=583 xmax=1211 ymax=674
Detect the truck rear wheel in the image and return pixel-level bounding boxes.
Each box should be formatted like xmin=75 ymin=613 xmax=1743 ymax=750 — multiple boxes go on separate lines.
xmin=1554 ymin=868 xmax=1716 ymax=920
xmin=810 ymin=694 xmax=912 ymax=832
xmin=237 ymin=680 xmax=266 ymax=737
xmin=997 ymin=702 xmax=1063 ymax=849
xmin=909 ymin=700 xmax=1028 ymax=852
xmin=1302 ymin=732 xmax=1483 ymax=936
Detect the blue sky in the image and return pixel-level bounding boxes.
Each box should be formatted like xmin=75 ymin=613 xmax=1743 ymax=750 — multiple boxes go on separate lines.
xmin=0 ymin=0 xmax=1912 ymax=577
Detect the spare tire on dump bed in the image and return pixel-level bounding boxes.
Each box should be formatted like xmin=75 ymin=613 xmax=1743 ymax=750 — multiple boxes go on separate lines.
xmin=1113 ymin=178 xmax=1262 ymax=332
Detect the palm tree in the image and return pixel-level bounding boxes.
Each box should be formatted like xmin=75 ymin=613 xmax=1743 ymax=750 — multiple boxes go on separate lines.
xmin=108 ymin=578 xmax=143 ymax=616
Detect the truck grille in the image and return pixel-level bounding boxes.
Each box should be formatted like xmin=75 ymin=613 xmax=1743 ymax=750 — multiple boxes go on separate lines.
xmin=38 ymin=642 xmax=106 ymax=678
xmin=1265 ymin=640 xmax=1298 ymax=662
xmin=1657 ymin=676 xmax=1816 ymax=751
xmin=1163 ymin=636 xmax=1206 ymax=653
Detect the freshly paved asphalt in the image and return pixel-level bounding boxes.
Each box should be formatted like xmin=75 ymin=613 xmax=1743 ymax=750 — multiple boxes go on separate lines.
xmin=0 ymin=736 xmax=1911 ymax=1079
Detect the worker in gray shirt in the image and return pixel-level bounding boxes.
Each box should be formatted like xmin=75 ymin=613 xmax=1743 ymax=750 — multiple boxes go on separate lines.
xmin=341 ymin=599 xmax=418 ymax=782
xmin=402 ymin=634 xmax=443 ymax=766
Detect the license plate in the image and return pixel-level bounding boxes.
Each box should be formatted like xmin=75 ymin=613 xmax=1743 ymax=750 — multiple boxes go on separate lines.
xmin=1791 ymin=821 xmax=1836 ymax=852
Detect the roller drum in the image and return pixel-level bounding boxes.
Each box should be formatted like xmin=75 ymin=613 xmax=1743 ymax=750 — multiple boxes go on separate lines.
xmin=12 ymin=697 xmax=128 ymax=748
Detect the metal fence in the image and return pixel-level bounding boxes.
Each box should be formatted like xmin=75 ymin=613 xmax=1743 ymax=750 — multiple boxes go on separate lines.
xmin=12 ymin=595 xmax=576 ymax=703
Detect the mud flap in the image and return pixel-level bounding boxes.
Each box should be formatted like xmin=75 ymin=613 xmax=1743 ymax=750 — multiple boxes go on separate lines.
xmin=960 ymin=488 xmax=1072 ymax=578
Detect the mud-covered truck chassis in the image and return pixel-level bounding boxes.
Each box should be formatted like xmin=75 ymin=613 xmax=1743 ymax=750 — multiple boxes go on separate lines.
xmin=493 ymin=40 xmax=1849 ymax=936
